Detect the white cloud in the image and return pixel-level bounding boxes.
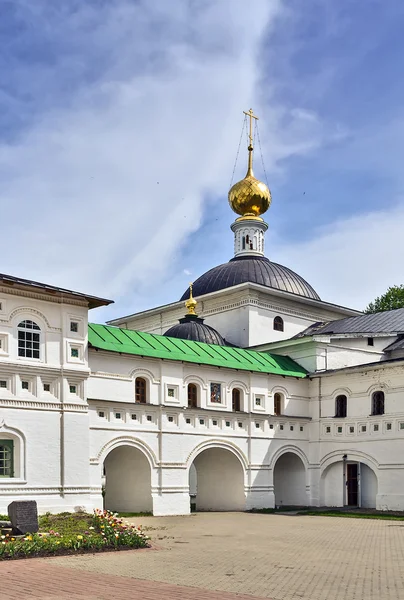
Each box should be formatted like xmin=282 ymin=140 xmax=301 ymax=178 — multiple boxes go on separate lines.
xmin=274 ymin=203 xmax=404 ymax=311
xmin=0 ymin=0 xmax=343 ymax=320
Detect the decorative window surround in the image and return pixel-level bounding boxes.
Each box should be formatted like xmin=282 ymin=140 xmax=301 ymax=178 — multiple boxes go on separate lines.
xmin=17 ymin=320 xmax=41 ymax=360
xmin=0 ymin=439 xmax=13 ymax=477
xmin=66 ymin=342 xmax=84 ymax=363
xmin=253 ymin=394 xmax=266 ymax=412
xmin=165 ymin=383 xmax=179 ymax=404
xmin=68 ymin=381 xmax=83 ymax=398
xmin=67 ymin=316 xmax=84 ymax=337
xmin=20 ymin=376 xmax=36 ymax=396
xmin=0 ymin=333 xmax=9 ymax=356
xmin=0 ymin=378 xmax=9 ymax=391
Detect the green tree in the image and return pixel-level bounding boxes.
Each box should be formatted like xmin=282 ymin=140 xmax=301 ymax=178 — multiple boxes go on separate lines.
xmin=364 ymin=285 xmax=404 ymax=314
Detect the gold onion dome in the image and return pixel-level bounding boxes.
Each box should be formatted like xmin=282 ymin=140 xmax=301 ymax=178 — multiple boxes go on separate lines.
xmin=228 ymin=108 xmax=271 ymax=219
xmin=184 ymin=283 xmax=197 ymax=315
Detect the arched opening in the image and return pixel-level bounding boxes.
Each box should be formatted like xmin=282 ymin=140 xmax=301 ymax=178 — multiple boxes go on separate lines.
xmin=273 ymin=452 xmax=306 ymax=507
xmin=335 ymin=395 xmax=347 ymax=418
xmin=274 ymin=393 xmax=283 ymax=416
xmin=273 ymin=316 xmax=284 ymax=332
xmin=232 ymin=388 xmax=241 ymax=411
xmin=135 ymin=377 xmax=147 ymax=404
xmin=104 ymin=445 xmax=152 ymax=513
xmin=189 ymin=447 xmax=245 ymax=511
xmin=320 ymin=460 xmax=378 ymax=508
xmin=371 ymin=390 xmax=384 ymax=415
xmin=17 ymin=320 xmax=41 ymax=359
xmin=188 ymin=383 xmax=198 ymax=408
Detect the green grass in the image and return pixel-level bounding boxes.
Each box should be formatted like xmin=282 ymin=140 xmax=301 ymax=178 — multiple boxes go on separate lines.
xmin=39 ymin=512 xmax=93 ymax=535
xmin=298 ymin=510 xmax=404 ymax=521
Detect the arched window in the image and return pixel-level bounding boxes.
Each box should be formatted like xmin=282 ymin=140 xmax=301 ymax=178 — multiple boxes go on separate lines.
xmin=188 ymin=383 xmax=198 ymax=408
xmin=17 ymin=320 xmax=41 ymax=359
xmin=135 ymin=377 xmax=147 ymax=404
xmin=372 ymin=391 xmax=384 ymax=415
xmin=335 ymin=395 xmax=347 ymax=418
xmin=273 ymin=316 xmax=284 ymax=332
xmin=0 ymin=440 xmax=13 ymax=477
xmin=274 ymin=393 xmax=283 ymax=416
xmin=232 ymin=388 xmax=241 ymax=412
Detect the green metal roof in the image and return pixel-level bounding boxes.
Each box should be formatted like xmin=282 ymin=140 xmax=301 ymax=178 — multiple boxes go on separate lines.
xmin=88 ymin=323 xmax=307 ymax=378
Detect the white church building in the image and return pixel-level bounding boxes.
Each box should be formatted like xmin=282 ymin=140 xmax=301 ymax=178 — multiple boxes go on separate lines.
xmin=1 ymin=110 xmax=404 ymax=515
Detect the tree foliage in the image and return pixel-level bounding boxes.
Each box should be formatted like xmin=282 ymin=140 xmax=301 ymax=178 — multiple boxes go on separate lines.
xmin=364 ymin=285 xmax=404 ymax=314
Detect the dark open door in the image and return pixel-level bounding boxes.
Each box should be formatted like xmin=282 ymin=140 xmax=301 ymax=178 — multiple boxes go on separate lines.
xmin=346 ymin=463 xmax=358 ymax=506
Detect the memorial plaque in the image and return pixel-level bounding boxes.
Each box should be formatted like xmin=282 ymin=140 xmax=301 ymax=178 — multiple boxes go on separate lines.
xmin=8 ymin=500 xmax=38 ymax=534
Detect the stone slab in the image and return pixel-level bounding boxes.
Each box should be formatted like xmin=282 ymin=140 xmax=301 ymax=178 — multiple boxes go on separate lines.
xmin=8 ymin=500 xmax=38 ymax=534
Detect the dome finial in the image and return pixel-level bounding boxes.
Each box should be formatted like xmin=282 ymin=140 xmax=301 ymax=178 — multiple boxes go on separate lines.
xmin=228 ymin=108 xmax=272 ymax=219
xmin=185 ymin=282 xmax=197 ymax=315
xmin=244 ymin=107 xmax=258 ymax=177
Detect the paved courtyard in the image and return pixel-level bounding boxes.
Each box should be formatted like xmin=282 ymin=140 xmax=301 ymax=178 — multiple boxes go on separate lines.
xmin=1 ymin=512 xmax=404 ymax=599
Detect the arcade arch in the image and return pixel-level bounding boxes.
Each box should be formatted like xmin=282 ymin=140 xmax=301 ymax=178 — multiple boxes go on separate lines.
xmin=104 ymin=445 xmax=152 ymax=513
xmin=188 ymin=445 xmax=246 ymax=511
xmin=273 ymin=451 xmax=307 ymax=507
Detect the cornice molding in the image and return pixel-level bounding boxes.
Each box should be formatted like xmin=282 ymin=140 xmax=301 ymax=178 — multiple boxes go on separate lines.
xmin=0 ymin=399 xmax=88 ymax=412
xmin=0 ymin=286 xmax=88 ymax=308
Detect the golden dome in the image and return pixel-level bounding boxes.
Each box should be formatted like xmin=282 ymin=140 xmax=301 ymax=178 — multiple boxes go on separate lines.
xmin=228 ymin=108 xmax=271 ymax=219
xmin=228 ymin=167 xmax=271 ymax=218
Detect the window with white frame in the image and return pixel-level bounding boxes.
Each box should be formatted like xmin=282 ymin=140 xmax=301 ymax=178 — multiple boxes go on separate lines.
xmin=0 ymin=440 xmax=13 ymax=477
xmin=17 ymin=320 xmax=41 ymax=359
xmin=70 ymin=321 xmax=79 ymax=333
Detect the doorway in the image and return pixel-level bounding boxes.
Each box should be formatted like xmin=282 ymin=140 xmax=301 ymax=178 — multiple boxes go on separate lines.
xmin=346 ymin=463 xmax=358 ymax=506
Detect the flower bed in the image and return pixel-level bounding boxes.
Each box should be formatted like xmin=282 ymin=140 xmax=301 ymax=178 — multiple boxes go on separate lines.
xmin=0 ymin=509 xmax=149 ymax=560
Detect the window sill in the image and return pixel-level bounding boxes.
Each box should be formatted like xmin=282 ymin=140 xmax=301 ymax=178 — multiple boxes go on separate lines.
xmin=0 ymin=478 xmax=26 ymax=485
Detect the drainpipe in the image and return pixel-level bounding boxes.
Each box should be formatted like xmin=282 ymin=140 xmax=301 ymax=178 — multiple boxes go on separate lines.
xmin=318 ymin=377 xmax=322 ymax=419
xmin=59 ymin=294 xmax=65 ymax=498
xmin=247 ymin=379 xmax=252 ymax=499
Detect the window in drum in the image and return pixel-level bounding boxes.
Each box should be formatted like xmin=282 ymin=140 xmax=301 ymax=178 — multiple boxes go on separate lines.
xmin=0 ymin=440 xmax=13 ymax=477
xmin=273 ymin=316 xmax=284 ymax=332
xmin=371 ymin=391 xmax=384 ymax=415
xmin=135 ymin=377 xmax=147 ymax=404
xmin=18 ymin=320 xmax=41 ymax=359
xmin=232 ymin=388 xmax=241 ymax=412
xmin=335 ymin=395 xmax=347 ymax=418
xmin=70 ymin=321 xmax=79 ymax=333
xmin=188 ymin=383 xmax=197 ymax=408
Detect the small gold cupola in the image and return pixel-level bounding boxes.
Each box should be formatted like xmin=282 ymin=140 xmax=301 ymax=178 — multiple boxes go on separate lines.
xmin=184 ymin=283 xmax=197 ymax=316
xmin=228 ymin=108 xmax=271 ymax=220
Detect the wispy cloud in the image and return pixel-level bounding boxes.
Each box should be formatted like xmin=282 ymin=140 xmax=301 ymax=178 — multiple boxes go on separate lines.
xmin=1 ymin=0 xmax=340 ymax=321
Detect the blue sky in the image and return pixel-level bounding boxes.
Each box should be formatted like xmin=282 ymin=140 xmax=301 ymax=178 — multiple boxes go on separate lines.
xmin=1 ymin=0 xmax=404 ymax=322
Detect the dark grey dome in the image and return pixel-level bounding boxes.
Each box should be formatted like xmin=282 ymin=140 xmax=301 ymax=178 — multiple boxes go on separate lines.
xmin=164 ymin=315 xmax=228 ymax=346
xmin=180 ymin=256 xmax=320 ymax=301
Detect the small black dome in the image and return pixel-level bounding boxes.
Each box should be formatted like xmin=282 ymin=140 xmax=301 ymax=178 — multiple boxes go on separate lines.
xmin=164 ymin=315 xmax=227 ymax=346
xmin=180 ymin=255 xmax=320 ymax=301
